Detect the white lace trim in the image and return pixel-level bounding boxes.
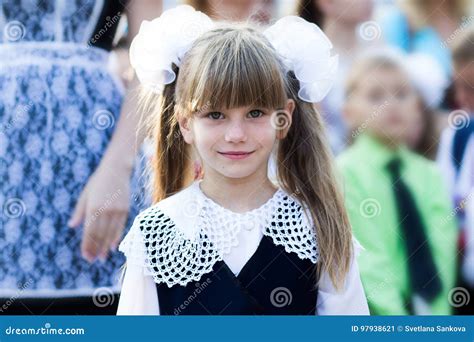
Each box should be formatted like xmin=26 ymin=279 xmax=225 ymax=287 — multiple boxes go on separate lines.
xmin=119 ymin=184 xmax=319 ymax=287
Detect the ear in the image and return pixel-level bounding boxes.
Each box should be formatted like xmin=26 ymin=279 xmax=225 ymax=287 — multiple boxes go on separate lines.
xmin=275 ymin=99 xmax=295 ymax=140
xmin=178 ymin=115 xmax=194 ymax=144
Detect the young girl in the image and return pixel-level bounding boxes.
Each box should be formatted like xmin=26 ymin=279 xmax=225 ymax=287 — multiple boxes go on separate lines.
xmin=117 ymin=5 xmax=368 ymax=315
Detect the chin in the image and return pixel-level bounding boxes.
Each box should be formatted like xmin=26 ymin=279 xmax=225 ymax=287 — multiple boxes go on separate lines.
xmin=207 ymin=160 xmax=261 ymax=179
xmin=216 ymin=168 xmax=258 ymax=180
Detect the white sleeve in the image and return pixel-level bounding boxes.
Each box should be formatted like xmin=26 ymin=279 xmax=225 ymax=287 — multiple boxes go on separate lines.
xmin=117 ymin=263 xmax=160 ymax=315
xmin=116 ymin=217 xmax=160 ymax=315
xmin=316 ymin=238 xmax=370 ymax=315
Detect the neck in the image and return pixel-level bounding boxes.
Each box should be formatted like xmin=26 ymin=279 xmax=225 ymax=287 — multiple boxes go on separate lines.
xmin=199 ymin=166 xmax=277 ymax=213
xmin=323 ymin=17 xmax=358 ymax=53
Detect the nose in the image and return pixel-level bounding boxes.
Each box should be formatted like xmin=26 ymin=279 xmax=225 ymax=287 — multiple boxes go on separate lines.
xmin=224 ymin=120 xmax=247 ymax=143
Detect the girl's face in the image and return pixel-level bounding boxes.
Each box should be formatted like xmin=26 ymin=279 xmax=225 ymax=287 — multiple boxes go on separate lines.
xmin=344 ymin=67 xmax=419 ymax=145
xmin=179 ymin=101 xmax=294 ymax=181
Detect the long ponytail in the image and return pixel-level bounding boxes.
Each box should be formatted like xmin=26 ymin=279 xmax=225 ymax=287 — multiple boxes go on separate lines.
xmin=140 ymin=65 xmax=194 ymax=203
xmin=277 ymin=72 xmax=353 ymax=290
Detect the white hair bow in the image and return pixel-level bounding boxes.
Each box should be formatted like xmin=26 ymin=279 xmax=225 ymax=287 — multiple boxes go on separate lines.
xmin=130 ymin=5 xmax=338 ymax=103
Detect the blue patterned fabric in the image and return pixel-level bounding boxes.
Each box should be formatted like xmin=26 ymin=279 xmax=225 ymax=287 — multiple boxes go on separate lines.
xmin=0 ymin=0 xmax=147 ymax=297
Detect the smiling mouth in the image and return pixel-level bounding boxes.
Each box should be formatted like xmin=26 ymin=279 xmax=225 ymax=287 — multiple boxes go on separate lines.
xmin=218 ymin=151 xmax=255 ymax=160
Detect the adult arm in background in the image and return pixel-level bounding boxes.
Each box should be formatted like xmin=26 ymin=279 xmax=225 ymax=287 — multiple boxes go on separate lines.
xmin=69 ymin=0 xmax=163 ymax=262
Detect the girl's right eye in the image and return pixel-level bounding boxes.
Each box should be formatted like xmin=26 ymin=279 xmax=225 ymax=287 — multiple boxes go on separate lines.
xmin=207 ymin=112 xmax=224 ymax=120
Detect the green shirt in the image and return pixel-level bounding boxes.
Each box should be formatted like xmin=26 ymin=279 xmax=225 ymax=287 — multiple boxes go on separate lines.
xmin=337 ymin=134 xmax=457 ymax=315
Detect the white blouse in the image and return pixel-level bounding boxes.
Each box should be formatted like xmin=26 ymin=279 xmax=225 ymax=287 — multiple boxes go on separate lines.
xmin=117 ymin=181 xmax=370 ymax=315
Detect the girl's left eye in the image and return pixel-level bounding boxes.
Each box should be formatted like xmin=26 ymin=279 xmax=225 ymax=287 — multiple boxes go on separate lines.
xmin=248 ymin=110 xmax=264 ymax=118
xmin=207 ymin=112 xmax=224 ymax=120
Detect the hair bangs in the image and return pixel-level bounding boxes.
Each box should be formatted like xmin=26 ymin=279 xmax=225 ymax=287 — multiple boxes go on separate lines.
xmin=177 ymin=27 xmax=289 ymax=115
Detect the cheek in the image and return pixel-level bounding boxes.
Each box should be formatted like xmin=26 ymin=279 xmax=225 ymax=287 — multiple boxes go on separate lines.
xmin=249 ymin=121 xmax=277 ymax=148
xmin=351 ymin=99 xmax=375 ymax=124
xmin=400 ymin=96 xmax=419 ymax=119
xmin=191 ymin=122 xmax=221 ymax=150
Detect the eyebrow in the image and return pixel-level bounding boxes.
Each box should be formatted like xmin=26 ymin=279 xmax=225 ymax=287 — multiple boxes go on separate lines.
xmin=201 ymin=106 xmax=266 ymax=113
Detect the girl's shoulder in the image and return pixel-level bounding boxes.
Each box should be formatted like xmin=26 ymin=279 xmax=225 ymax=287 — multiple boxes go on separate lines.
xmin=138 ymin=182 xmax=203 ymax=240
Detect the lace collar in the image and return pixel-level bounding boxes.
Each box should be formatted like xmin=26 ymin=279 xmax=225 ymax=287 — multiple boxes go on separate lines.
xmin=119 ymin=181 xmax=319 ymax=287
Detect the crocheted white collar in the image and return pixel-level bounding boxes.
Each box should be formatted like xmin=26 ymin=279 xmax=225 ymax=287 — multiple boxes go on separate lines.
xmin=119 ymin=181 xmax=319 ymax=287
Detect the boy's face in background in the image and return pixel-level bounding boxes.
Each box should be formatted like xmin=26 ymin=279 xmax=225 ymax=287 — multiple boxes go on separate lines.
xmin=454 ymin=62 xmax=474 ymax=114
xmin=344 ymin=67 xmax=419 ymax=146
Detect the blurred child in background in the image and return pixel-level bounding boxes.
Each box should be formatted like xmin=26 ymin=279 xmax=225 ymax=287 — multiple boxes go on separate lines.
xmin=338 ymin=50 xmax=457 ymax=315
xmin=437 ymin=29 xmax=474 ymax=315
xmin=296 ymin=0 xmax=376 ymax=154
xmin=381 ymin=0 xmax=471 ymax=79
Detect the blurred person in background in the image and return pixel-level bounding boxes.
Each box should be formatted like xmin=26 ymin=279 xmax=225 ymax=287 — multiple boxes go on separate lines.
xmin=0 ymin=0 xmax=161 ymax=314
xmin=381 ymin=0 xmax=472 ymax=78
xmin=437 ymin=29 xmax=474 ymax=315
xmin=296 ymin=0 xmax=377 ymax=155
xmin=338 ymin=50 xmax=457 ymax=315
xmin=185 ymin=0 xmax=275 ymax=23
xmin=381 ymin=0 xmax=472 ymax=109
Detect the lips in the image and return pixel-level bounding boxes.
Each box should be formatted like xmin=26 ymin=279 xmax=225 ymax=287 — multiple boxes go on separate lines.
xmin=218 ymin=151 xmax=255 ymax=160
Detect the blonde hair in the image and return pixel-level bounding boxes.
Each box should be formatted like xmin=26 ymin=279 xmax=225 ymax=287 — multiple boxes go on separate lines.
xmin=345 ymin=53 xmax=406 ymax=98
xmin=139 ymin=24 xmax=353 ymax=289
